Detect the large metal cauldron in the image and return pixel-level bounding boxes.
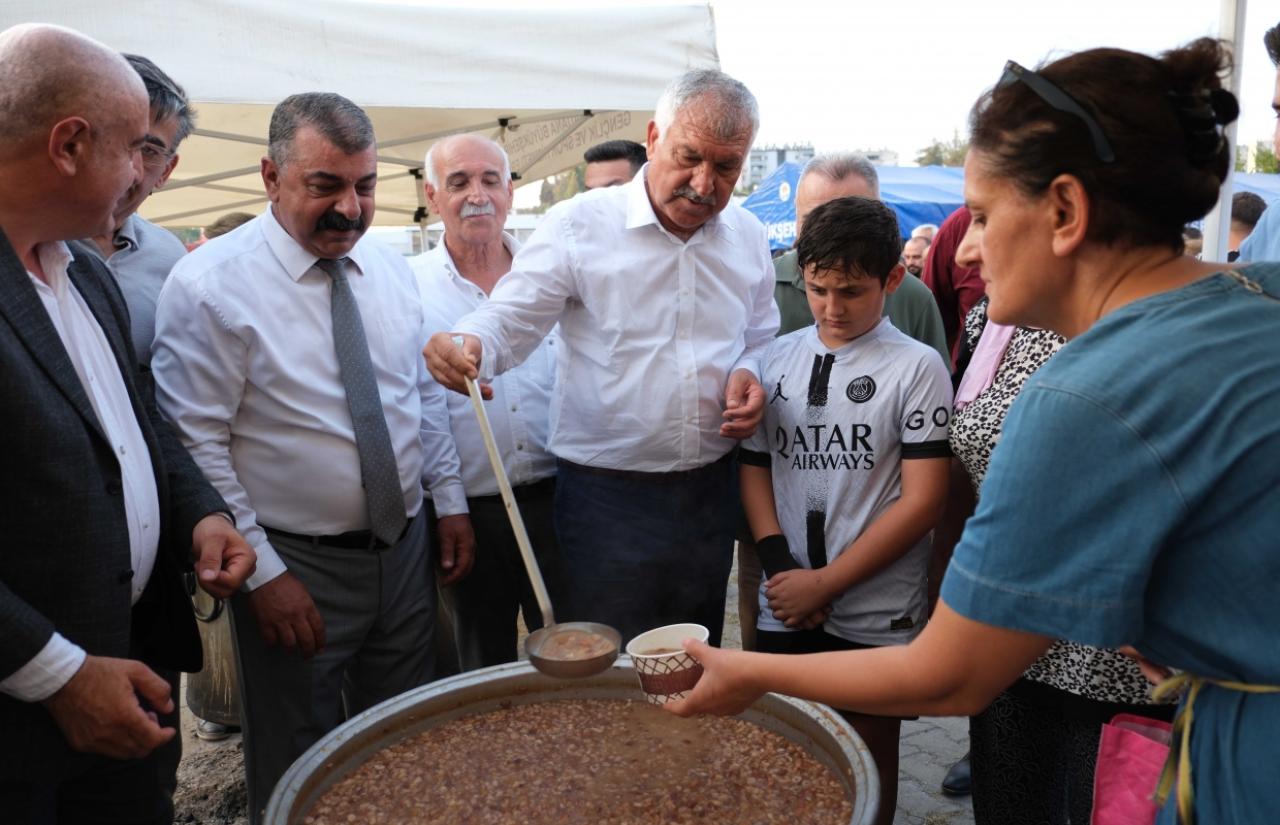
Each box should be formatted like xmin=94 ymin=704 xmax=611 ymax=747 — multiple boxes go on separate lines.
xmin=266 ymin=659 xmax=880 ymax=825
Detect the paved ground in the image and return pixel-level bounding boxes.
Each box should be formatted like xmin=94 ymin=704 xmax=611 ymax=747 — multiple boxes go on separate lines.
xmin=175 ymin=552 xmax=975 ymax=824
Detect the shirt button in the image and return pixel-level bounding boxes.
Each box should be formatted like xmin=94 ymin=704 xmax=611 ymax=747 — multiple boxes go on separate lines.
xmin=118 ymin=445 xmax=126 ymax=455
xmin=517 ymin=443 xmax=524 ymax=450
xmin=510 ymin=405 xmax=517 ymax=412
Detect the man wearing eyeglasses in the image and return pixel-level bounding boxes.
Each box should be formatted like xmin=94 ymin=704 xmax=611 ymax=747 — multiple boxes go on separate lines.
xmin=72 ymin=54 xmax=191 ymax=366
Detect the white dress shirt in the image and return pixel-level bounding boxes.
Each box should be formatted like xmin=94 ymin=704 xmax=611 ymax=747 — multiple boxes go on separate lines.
xmin=411 ymin=232 xmax=557 ymax=507
xmin=454 ymin=167 xmax=780 ymax=472
xmin=0 ymin=242 xmax=161 ymax=701
xmin=152 ymin=209 xmax=459 ymax=590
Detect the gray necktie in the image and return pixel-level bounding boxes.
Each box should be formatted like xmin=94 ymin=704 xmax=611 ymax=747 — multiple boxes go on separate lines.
xmin=316 ymin=257 xmax=407 ymax=546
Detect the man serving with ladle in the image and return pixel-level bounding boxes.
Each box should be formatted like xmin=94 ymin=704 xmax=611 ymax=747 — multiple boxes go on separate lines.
xmin=426 ymin=69 xmax=779 ymax=649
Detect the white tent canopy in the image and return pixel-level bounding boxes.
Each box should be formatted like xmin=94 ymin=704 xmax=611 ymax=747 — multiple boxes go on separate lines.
xmin=3 ymin=1 xmax=719 ymax=227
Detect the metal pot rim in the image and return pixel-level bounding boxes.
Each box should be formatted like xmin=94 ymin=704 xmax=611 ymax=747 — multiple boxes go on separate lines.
xmin=265 ymin=658 xmax=880 ymax=824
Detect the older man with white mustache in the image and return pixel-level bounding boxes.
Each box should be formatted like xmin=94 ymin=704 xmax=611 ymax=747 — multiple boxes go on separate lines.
xmin=411 ymin=134 xmax=565 ymax=674
xmin=425 ymin=70 xmax=779 ymax=648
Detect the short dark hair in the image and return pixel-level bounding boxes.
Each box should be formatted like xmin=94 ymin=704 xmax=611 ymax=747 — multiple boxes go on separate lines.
xmin=123 ymin=53 xmax=195 ymax=148
xmin=205 ymin=211 xmax=255 ymax=239
xmin=268 ymin=92 xmax=374 ymax=168
xmin=1231 ymin=191 xmax=1267 ymax=228
xmin=969 ymin=38 xmax=1236 ymax=253
xmin=1265 ymin=22 xmax=1280 ymax=67
xmin=795 ymin=196 xmax=902 ymax=286
xmin=583 ymin=139 xmax=647 ymax=174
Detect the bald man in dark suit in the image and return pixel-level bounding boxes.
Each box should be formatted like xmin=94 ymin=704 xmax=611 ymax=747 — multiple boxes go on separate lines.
xmin=0 ymin=24 xmax=254 ymax=824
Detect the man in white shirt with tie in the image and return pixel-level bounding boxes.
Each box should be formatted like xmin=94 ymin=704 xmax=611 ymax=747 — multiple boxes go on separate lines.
xmin=426 ymin=69 xmax=779 ymax=647
xmin=411 ymin=134 xmax=564 ymax=672
xmin=152 ymin=93 xmax=468 ymax=823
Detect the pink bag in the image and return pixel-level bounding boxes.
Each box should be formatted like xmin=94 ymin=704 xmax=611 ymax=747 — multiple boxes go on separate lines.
xmin=1091 ymin=713 xmax=1173 ymax=825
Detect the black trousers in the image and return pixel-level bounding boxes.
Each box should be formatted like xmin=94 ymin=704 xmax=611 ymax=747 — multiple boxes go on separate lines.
xmin=969 ymin=678 xmax=1176 ymax=825
xmin=433 ymin=478 xmax=564 ymax=671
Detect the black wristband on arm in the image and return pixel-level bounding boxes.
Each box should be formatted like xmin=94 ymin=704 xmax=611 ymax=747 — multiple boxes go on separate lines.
xmin=756 ymin=534 xmax=801 ymax=578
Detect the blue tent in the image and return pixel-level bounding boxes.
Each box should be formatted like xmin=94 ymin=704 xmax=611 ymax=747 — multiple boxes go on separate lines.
xmin=1233 ymin=171 xmax=1280 ymax=204
xmin=741 ymin=162 xmax=965 ymax=250
xmin=743 ymin=163 xmax=1280 ymax=251
xmin=740 ymin=162 xmax=803 ymax=250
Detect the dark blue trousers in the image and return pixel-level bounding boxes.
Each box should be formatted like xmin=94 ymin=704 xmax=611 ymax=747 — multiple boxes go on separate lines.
xmin=553 ymin=454 xmax=737 ymax=648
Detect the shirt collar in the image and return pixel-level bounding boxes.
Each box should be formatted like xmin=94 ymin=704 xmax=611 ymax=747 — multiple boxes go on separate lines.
xmin=112 ymin=213 xmax=141 ymax=252
xmin=27 ymin=241 xmax=74 ymax=299
xmin=433 ymin=230 xmax=522 ymax=281
xmin=261 ymin=206 xmax=374 ymax=282
xmin=624 ymin=163 xmax=727 ymax=241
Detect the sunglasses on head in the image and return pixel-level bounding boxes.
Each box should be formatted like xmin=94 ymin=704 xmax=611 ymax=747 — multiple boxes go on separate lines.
xmin=997 ymin=60 xmax=1116 ymax=164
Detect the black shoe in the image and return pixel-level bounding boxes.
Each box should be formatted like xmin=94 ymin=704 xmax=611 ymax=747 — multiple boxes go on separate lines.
xmin=941 ymin=751 xmax=972 ymax=796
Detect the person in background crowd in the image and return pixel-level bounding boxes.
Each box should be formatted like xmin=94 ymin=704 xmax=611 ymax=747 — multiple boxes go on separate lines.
xmin=774 ymin=155 xmax=949 ymax=364
xmin=1228 ymin=191 xmax=1266 ymax=261
xmin=1238 ymin=20 xmax=1280 ymax=262
xmin=426 ymin=69 xmax=778 ymax=648
xmin=205 ymin=211 xmax=256 ymax=240
xmin=1181 ymin=225 xmax=1203 ymax=258
xmin=153 ymin=93 xmax=464 ymax=824
xmin=0 ymin=24 xmax=254 ymax=824
xmin=922 ymin=206 xmax=985 ymax=365
xmin=671 ymin=38 xmax=1279 ymax=825
xmin=902 ymin=235 xmax=929 ymax=277
xmin=411 ymin=134 xmax=563 ymax=673
xmin=911 ymin=222 xmax=938 ymax=242
xmin=583 ymin=139 xmax=647 ymax=189
xmin=71 ymin=54 xmax=193 ymax=367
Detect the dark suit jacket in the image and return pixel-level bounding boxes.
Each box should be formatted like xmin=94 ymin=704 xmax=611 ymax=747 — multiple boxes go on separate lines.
xmin=0 ymin=227 xmax=227 ymax=780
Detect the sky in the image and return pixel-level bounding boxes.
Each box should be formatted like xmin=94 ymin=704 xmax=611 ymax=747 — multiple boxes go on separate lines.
xmin=395 ymin=0 xmax=1278 ymax=168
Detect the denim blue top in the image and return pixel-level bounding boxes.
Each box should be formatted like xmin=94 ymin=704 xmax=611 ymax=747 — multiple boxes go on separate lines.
xmin=942 ymin=263 xmax=1280 ymax=825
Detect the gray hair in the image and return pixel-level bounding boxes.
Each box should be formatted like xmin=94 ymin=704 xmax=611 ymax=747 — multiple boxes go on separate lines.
xmin=268 ymin=92 xmax=374 ymax=169
xmin=799 ymin=153 xmax=880 ymax=199
xmin=0 ymin=24 xmax=143 ymax=144
xmin=423 ymin=134 xmax=511 ymax=189
xmin=123 ymin=53 xmax=195 ymax=149
xmin=911 ymin=223 xmax=939 ymax=239
xmin=653 ymin=69 xmax=758 ymax=143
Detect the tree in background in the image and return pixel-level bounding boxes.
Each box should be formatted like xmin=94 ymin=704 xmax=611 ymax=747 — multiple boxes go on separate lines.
xmin=538 ymin=164 xmax=587 ymax=212
xmin=915 ymin=132 xmax=969 ymax=167
xmin=1236 ymin=140 xmax=1278 ymax=174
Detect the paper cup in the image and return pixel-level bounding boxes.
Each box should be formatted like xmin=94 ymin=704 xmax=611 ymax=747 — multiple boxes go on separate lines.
xmin=625 ymin=623 xmax=709 ymax=705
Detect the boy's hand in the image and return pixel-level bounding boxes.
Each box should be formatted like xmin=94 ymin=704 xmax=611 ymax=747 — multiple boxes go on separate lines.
xmin=797 ymin=606 xmax=833 ymax=630
xmin=765 ymin=568 xmax=834 ymax=626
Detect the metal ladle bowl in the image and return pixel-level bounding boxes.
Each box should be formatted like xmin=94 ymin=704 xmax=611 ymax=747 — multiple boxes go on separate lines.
xmin=459 ymin=357 xmax=620 ymax=678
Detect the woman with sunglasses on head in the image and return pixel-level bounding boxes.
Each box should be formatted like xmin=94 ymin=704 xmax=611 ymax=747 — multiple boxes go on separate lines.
xmin=669 ymin=38 xmax=1280 ymax=825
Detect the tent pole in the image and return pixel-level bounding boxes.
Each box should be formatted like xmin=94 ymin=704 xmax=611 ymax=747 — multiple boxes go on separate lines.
xmin=1204 ymin=0 xmax=1246 ymax=262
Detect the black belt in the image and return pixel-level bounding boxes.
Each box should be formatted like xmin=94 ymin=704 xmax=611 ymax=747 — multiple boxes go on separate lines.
xmin=557 ymin=448 xmax=735 ymax=482
xmin=469 ymin=476 xmax=556 ymax=506
xmin=263 ymin=512 xmax=415 ymax=551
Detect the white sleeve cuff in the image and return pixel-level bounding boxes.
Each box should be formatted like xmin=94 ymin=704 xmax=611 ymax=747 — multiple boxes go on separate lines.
xmin=428 ymin=480 xmax=470 ymax=518
xmin=244 ymin=538 xmax=288 ymax=591
xmin=0 ymin=633 xmax=87 ymax=702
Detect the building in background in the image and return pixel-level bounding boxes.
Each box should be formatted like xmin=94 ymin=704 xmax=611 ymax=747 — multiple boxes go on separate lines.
xmin=739 ymin=145 xmax=814 ymax=192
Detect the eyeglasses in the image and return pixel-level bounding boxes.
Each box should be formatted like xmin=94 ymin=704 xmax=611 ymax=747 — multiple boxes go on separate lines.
xmin=997 ymin=60 xmax=1116 ymax=164
xmin=140 ymin=141 xmax=173 ymax=169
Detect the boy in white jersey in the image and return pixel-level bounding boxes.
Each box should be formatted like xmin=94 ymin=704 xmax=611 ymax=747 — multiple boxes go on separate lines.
xmin=740 ymin=197 xmax=952 ymax=825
